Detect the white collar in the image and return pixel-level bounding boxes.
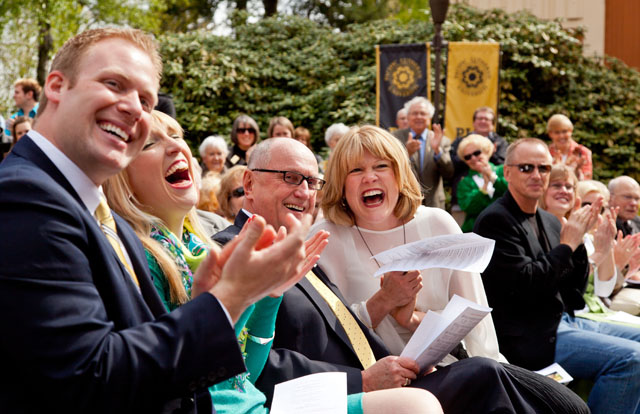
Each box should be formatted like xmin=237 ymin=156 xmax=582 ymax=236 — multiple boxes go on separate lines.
xmin=27 ymin=130 xmax=101 ymax=214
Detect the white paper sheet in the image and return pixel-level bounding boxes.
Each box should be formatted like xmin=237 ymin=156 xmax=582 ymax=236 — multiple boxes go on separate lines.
xmin=607 ymin=311 xmax=640 ymax=325
xmin=270 ymin=372 xmax=347 ymax=414
xmin=534 ymin=362 xmax=574 ymax=384
xmin=400 ymin=294 xmax=491 ymax=373
xmin=371 ymin=232 xmax=495 ymax=277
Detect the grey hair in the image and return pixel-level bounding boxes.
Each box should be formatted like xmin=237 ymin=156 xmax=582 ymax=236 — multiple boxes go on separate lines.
xmin=324 ymin=123 xmax=350 ymax=146
xmin=608 ymin=176 xmax=640 ymax=195
xmin=199 ymin=135 xmax=228 ymax=158
xmin=396 ymin=107 xmax=408 ymax=117
xmin=403 ymin=96 xmax=434 ymax=118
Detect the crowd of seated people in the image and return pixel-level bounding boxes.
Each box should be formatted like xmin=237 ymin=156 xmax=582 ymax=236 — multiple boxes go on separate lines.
xmin=3 ymin=25 xmax=639 ymax=414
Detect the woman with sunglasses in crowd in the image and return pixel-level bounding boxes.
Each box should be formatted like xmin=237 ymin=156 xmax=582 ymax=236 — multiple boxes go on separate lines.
xmin=217 ymin=166 xmax=247 ymax=223
xmin=227 ymin=114 xmax=260 ymax=169
xmin=456 ymin=134 xmax=508 ymax=232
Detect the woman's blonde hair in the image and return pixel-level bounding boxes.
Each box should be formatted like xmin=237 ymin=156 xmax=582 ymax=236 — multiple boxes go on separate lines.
xmin=216 ymin=165 xmax=247 ymax=220
xmin=322 ymin=125 xmax=423 ymax=226
xmin=104 ymin=110 xmax=212 ymax=307
xmin=197 ymin=172 xmax=221 ymax=212
xmin=577 ymin=180 xmax=610 ymax=203
xmin=456 ymin=134 xmax=494 ymax=160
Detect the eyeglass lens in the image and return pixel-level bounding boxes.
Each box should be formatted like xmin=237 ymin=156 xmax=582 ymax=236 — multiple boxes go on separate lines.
xmin=283 ymin=171 xmax=324 ymax=190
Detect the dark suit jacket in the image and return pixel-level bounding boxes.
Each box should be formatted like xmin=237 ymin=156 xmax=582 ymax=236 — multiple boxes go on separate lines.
xmin=0 ymin=136 xmax=245 ymax=413
xmin=616 ymin=215 xmax=640 ymax=237
xmin=473 ymin=190 xmax=589 ymax=370
xmin=392 ymin=128 xmax=454 ymax=208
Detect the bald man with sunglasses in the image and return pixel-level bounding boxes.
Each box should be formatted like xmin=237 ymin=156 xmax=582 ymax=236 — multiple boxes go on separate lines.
xmin=474 ymin=138 xmax=640 ymax=414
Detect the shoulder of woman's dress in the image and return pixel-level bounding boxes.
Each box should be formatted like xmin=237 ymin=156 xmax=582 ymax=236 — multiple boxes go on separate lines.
xmin=415 ymin=205 xmax=461 ymax=232
xmin=309 ymin=218 xmax=343 ymax=237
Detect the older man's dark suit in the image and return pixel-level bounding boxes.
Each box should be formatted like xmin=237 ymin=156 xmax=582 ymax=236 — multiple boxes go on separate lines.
xmin=392 ymin=128 xmax=453 ymax=208
xmin=0 ymin=136 xmax=245 ymax=413
xmin=214 ymin=211 xmax=588 ymax=414
xmin=474 ymin=190 xmax=589 ymax=370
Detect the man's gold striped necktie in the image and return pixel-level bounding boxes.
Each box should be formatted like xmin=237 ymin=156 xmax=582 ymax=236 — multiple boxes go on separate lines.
xmin=95 ymin=199 xmax=139 ymax=286
xmin=305 ymin=271 xmax=376 ymax=369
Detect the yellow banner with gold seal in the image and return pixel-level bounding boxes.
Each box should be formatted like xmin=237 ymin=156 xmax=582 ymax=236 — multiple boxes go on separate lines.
xmin=444 ymin=42 xmax=500 ymax=140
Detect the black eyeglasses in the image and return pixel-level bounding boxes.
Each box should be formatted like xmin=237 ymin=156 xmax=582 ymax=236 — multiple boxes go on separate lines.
xmin=463 ymin=150 xmax=482 ymax=161
xmin=237 ymin=127 xmax=255 ymax=134
xmin=251 ymin=169 xmax=326 ymax=190
xmin=230 ymin=187 xmax=245 ymax=198
xmin=507 ymin=164 xmax=552 ymax=174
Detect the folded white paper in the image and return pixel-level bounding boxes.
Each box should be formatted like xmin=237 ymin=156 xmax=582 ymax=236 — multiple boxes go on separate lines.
xmin=371 ymin=232 xmax=495 ymax=277
xmin=270 ymin=372 xmax=347 ymax=414
xmin=400 ymin=294 xmax=491 ymax=373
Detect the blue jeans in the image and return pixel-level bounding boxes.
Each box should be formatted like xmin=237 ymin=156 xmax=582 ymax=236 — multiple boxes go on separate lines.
xmin=555 ymin=313 xmax=640 ymax=414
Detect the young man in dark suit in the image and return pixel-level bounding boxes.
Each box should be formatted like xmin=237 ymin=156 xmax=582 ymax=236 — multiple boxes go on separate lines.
xmin=475 ymin=138 xmax=640 ymax=414
xmin=0 ymin=28 xmax=309 ymax=413
xmin=215 ymin=137 xmax=589 ymax=414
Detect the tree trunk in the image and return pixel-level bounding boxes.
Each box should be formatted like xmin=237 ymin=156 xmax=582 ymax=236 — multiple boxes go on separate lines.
xmin=36 ymin=18 xmax=53 ymax=87
xmin=263 ymin=0 xmax=277 ymax=16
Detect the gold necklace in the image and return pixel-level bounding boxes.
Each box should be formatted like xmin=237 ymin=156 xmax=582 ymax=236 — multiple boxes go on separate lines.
xmin=355 ymin=221 xmax=406 ymax=269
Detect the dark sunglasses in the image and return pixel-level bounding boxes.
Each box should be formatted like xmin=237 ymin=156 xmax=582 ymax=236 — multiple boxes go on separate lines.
xmin=507 ymin=163 xmax=552 ymax=174
xmin=463 ymin=150 xmax=482 ymax=161
xmin=581 ymin=201 xmax=606 ymax=214
xmin=237 ymin=127 xmax=255 ymax=134
xmin=251 ymin=168 xmax=326 ymax=190
xmin=230 ymin=187 xmax=245 ymax=198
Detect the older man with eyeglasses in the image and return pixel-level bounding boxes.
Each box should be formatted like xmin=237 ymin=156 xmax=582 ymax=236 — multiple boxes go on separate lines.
xmin=474 ymin=138 xmax=640 ymax=414
xmin=607 ymin=175 xmax=640 ymax=316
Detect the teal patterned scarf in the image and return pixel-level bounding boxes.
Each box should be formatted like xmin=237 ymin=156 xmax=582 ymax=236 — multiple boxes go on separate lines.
xmin=150 ymin=219 xmax=208 ymax=298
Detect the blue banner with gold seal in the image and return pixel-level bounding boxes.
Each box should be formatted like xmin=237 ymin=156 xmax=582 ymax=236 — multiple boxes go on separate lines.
xmin=376 ymin=43 xmax=431 ymax=132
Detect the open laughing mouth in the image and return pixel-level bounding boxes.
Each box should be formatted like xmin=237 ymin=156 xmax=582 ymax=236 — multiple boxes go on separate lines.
xmin=284 ymin=203 xmax=304 ymax=213
xmin=165 ymin=161 xmax=191 ymax=187
xmin=362 ymin=189 xmax=384 ymax=206
xmin=99 ymin=122 xmax=130 ymax=142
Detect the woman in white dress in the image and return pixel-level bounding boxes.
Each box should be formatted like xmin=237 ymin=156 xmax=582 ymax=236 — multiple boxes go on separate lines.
xmin=310 ymin=125 xmax=506 ymax=362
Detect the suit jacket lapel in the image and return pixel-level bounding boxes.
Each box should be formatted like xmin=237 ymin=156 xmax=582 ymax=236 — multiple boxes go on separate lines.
xmin=538 ymin=212 xmax=559 ymax=251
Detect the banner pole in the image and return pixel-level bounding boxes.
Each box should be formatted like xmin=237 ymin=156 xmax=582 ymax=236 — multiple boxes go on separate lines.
xmin=429 ymin=0 xmax=449 ymax=124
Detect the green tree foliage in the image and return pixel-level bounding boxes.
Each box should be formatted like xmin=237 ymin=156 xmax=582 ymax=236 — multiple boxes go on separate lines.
xmin=0 ymin=0 xmax=163 ymax=112
xmin=161 ymin=4 xmax=640 ymax=179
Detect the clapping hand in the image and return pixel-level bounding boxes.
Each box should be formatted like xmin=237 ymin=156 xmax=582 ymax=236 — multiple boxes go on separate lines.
xmin=430 ymin=124 xmax=443 ymax=154
xmin=613 ymin=231 xmax=640 ymax=269
xmin=590 ymin=206 xmax=618 ymax=265
xmin=560 ymin=197 xmax=601 ymax=251
xmin=208 ymin=214 xmax=312 ymax=323
xmin=406 ymin=135 xmax=421 ymax=157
